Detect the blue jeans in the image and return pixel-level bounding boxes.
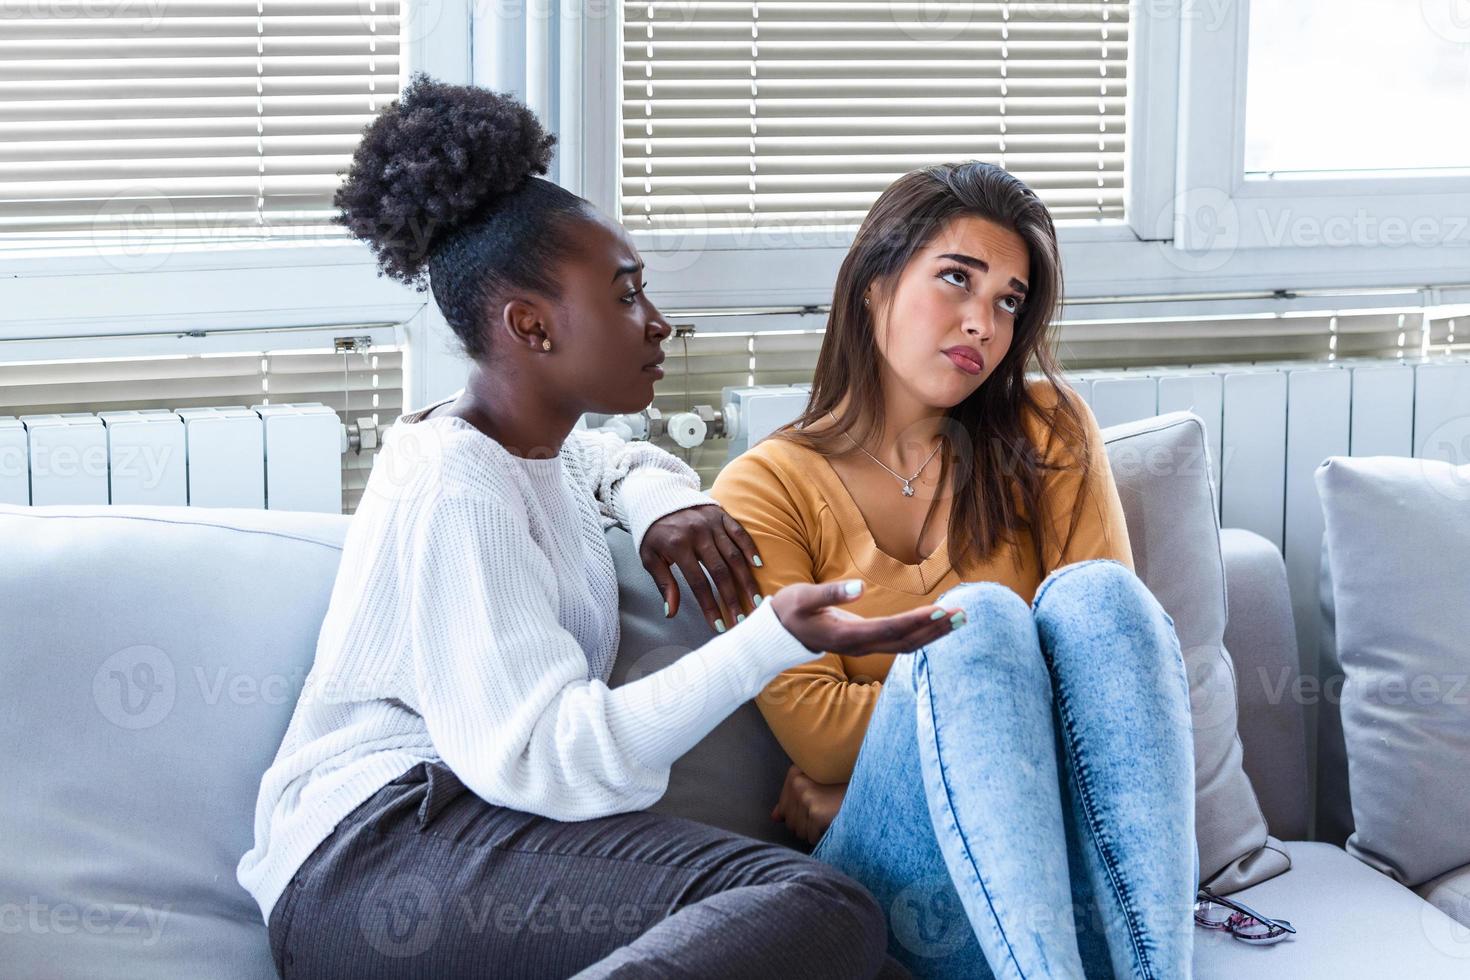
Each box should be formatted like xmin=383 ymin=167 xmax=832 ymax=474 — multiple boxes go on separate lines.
xmin=810 ymin=560 xmax=1199 ymax=980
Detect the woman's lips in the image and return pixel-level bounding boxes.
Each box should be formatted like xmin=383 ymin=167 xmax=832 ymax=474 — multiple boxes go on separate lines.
xmin=943 ymin=347 xmax=984 ymax=376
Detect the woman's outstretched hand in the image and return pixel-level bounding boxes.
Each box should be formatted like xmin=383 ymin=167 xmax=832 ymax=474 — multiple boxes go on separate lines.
xmin=772 ymin=765 xmax=847 ymax=845
xmin=769 ymin=579 xmax=962 ymax=656
xmin=640 ymin=504 xmax=764 ymax=633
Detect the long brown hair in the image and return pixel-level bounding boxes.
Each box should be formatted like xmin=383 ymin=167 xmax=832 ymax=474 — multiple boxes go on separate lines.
xmin=777 ymin=161 xmax=1092 ymax=574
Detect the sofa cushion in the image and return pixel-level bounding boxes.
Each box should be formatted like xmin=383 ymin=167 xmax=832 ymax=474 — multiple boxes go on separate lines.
xmin=1315 ymin=454 xmax=1470 ymax=887
xmin=613 ymin=409 xmax=1289 ymax=893
xmin=1194 ymin=842 xmax=1470 ymax=977
xmin=1101 ymin=411 xmax=1288 ymax=893
xmin=0 ymin=504 xmax=349 ymax=980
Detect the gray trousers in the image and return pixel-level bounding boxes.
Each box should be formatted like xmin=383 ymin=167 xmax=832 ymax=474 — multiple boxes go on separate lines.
xmin=267 ymin=760 xmax=911 ymax=979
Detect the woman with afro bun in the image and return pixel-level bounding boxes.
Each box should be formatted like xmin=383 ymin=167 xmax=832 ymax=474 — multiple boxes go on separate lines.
xmin=237 ymin=74 xmax=964 ymax=979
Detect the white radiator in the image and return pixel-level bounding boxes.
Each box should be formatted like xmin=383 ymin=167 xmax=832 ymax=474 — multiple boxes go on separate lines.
xmin=718 ymin=356 xmax=1470 ymax=688
xmin=0 ymin=402 xmax=345 ymax=514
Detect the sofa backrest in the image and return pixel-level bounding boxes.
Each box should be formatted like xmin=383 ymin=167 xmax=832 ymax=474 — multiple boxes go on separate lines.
xmin=0 ymin=410 xmax=1311 ymax=974
xmin=1219 ymin=527 xmax=1311 ymax=841
xmin=0 ymin=504 xmax=349 ymax=980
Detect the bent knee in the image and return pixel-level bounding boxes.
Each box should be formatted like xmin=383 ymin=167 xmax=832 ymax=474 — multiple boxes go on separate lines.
xmin=1031 ymin=559 xmax=1175 ymax=644
xmin=923 ymin=580 xmax=1041 ymax=674
xmin=792 ymin=866 xmax=889 ymax=962
xmin=1031 ymin=559 xmax=1150 ymax=616
xmin=936 ymin=580 xmax=1031 ymax=628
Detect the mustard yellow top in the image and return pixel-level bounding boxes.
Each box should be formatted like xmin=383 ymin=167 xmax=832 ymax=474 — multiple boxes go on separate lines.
xmin=708 ymin=381 xmax=1134 ymax=784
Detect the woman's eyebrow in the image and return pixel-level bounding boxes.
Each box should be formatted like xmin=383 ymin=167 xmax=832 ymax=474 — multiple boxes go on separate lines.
xmin=936 ymin=252 xmax=1028 ymax=295
xmin=611 ymin=261 xmax=644 ymax=283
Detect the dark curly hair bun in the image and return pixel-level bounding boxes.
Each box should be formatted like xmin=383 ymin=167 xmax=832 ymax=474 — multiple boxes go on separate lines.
xmin=334 ymin=72 xmax=557 ymax=289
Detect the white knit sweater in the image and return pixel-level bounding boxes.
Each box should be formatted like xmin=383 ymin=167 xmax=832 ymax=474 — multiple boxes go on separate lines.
xmin=236 ymin=400 xmax=818 ymax=924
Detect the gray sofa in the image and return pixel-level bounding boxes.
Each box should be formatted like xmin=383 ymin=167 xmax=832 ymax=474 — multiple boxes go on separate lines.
xmin=2 ymin=413 xmax=1467 ymax=978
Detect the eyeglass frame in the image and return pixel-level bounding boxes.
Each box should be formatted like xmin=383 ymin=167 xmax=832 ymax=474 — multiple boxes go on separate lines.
xmin=1194 ymin=885 xmax=1298 ymax=945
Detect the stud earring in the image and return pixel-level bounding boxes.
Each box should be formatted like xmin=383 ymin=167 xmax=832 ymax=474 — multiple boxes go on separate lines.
xmin=541 ymin=338 xmax=552 ymax=351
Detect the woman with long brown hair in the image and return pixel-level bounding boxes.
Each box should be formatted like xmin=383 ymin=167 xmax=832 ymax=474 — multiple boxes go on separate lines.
xmin=711 ymin=161 xmax=1199 ymax=978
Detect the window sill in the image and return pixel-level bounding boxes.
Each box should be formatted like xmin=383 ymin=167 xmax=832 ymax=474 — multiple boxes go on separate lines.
xmin=3 ymin=235 xmax=377 ymax=279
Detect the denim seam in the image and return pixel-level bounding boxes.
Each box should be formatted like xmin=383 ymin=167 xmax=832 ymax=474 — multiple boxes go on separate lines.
xmin=1049 ymin=671 xmax=1155 ymax=980
xmin=917 ymin=653 xmax=1027 ymax=979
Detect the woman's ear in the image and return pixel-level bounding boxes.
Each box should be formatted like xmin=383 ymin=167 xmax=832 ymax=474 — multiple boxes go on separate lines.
xmin=498 ymin=296 xmax=555 ymax=353
xmin=864 ymin=275 xmax=895 ymax=312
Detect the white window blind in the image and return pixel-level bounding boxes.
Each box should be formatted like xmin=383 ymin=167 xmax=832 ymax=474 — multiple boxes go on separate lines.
xmin=0 ymin=345 xmax=403 ymax=513
xmin=0 ymin=0 xmax=401 ymax=247
xmin=621 ymin=0 xmax=1128 ymax=231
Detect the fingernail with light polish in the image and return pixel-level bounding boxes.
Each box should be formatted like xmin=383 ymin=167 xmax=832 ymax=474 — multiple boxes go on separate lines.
xmin=715 ymin=618 xmax=727 ymax=633
xmin=950 ymin=612 xmax=967 ymax=629
xmin=663 ymin=601 xmax=670 ymax=618
xmin=753 ymin=555 xmax=764 ymax=568
xmin=930 ymin=609 xmax=946 ymax=621
xmin=737 ymin=614 xmax=746 ymax=623
xmin=844 ymin=580 xmax=863 ymax=597
xmin=753 ymin=594 xmax=763 ymax=607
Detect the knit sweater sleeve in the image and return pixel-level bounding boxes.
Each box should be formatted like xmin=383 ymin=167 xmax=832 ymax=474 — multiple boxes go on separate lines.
xmin=405 ymin=488 xmax=817 ymax=820
xmin=562 ymin=428 xmax=714 ymax=550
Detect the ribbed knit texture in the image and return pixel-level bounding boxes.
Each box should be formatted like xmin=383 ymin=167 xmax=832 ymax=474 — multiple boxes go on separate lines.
xmin=236 ymin=403 xmax=818 ymax=924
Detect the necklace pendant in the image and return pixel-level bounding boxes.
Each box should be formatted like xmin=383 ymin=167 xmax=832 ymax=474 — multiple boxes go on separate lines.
xmin=901 ymin=481 xmax=915 ymax=497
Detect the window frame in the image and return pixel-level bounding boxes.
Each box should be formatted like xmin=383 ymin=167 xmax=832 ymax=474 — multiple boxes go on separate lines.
xmin=1172 ymin=0 xmax=1470 ymax=254
xmin=580 ymin=0 xmax=1470 ymax=314
xmin=4 ymin=0 xmax=474 ymax=408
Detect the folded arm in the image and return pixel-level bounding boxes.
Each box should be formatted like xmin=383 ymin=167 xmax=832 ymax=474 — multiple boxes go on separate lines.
xmin=711 ymin=451 xmax=876 ymax=784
